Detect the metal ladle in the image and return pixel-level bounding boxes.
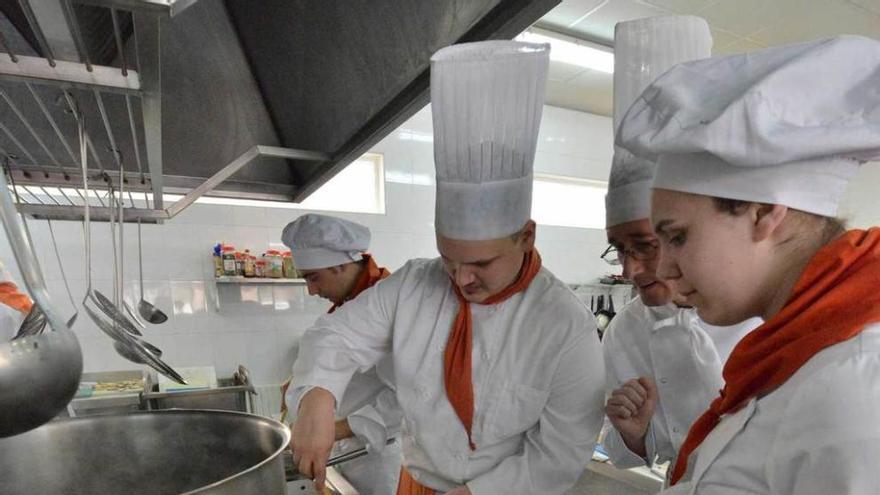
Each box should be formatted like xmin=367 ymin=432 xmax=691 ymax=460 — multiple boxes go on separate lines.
xmin=136 ymin=205 xmax=167 ymax=324
xmin=4 ymin=163 xmax=76 ymax=335
xmin=0 ymin=165 xmax=82 ymax=437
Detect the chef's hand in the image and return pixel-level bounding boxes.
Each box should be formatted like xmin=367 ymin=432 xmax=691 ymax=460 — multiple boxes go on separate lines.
xmin=291 ymin=388 xmax=336 ymax=492
xmin=605 ymin=377 xmax=658 ymax=457
xmin=444 ymin=486 xmax=472 ymax=495
xmin=334 ymin=418 xmax=354 ymax=441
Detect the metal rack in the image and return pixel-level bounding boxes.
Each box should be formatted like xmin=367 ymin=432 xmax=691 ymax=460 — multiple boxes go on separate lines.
xmin=0 ymin=0 xmax=329 ymax=223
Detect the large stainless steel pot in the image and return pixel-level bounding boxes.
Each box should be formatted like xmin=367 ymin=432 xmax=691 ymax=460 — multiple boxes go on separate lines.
xmin=0 ymin=409 xmax=290 ymax=494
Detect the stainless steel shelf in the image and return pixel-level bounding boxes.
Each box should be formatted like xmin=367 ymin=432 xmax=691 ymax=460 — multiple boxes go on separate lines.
xmin=214 ymin=276 xmax=306 ymax=285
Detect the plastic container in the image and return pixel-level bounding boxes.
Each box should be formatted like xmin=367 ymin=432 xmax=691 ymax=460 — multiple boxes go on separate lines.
xmin=265 ymin=250 xmax=283 ymax=278
xmin=222 ymin=245 xmax=237 ymax=276
xmin=282 ymin=251 xmax=296 ymax=279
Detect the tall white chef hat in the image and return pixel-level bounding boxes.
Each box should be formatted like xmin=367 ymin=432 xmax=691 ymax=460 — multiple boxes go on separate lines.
xmin=431 ymin=40 xmax=549 ymax=241
xmin=281 ymin=214 xmax=370 ymax=270
xmin=618 ymin=35 xmax=880 ymax=217
xmin=605 ymin=16 xmax=712 ymax=228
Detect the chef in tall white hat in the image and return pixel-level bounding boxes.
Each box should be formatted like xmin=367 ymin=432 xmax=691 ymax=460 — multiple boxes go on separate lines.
xmin=288 ymin=41 xmax=606 ymax=495
xmin=598 ymin=15 xmax=761 ymax=471
xmin=279 ymin=213 xmax=402 ymax=495
xmin=618 ymin=35 xmax=880 ymax=493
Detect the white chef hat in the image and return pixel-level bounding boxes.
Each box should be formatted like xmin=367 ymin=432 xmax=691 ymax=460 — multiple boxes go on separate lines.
xmin=431 ymin=40 xmax=549 ymax=240
xmin=618 ymin=35 xmax=880 ymax=217
xmin=605 ymin=16 xmax=712 ymax=228
xmin=281 ymin=214 xmax=369 ymax=270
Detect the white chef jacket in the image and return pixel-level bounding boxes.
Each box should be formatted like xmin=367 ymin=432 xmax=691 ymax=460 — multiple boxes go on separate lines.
xmin=600 ymin=297 xmax=761 ymax=468
xmin=287 ymin=344 xmax=403 ymax=495
xmin=662 ymin=322 xmax=880 ymax=495
xmin=291 ymin=257 xmax=606 ymax=494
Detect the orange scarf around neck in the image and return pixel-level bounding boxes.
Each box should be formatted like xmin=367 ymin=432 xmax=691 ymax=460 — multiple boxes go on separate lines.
xmin=328 ymin=254 xmax=390 ymax=313
xmin=444 ymin=248 xmax=542 ymax=450
xmin=670 ymin=228 xmax=880 ymax=485
xmin=0 ymin=281 xmax=32 ymax=314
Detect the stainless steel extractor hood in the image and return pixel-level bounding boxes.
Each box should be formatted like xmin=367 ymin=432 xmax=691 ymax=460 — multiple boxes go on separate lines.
xmin=0 ymin=0 xmax=559 ymax=221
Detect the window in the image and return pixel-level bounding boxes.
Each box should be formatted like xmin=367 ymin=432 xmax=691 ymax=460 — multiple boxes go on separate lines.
xmin=532 ymin=173 xmax=607 ymax=229
xmin=296 ymin=153 xmax=385 ymax=214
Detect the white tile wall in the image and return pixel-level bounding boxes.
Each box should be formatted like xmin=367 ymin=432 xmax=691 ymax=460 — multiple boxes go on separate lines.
xmin=7 ymin=103 xmax=877 ymax=392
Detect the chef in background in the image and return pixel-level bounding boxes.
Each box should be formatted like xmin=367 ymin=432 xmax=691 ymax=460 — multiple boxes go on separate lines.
xmin=0 ymin=260 xmax=33 ymax=341
xmin=599 ymin=16 xmax=761 ymax=473
xmin=288 ymin=41 xmax=605 ymax=495
xmin=280 ymin=213 xmax=402 ymax=495
xmin=618 ymin=35 xmax=880 ymax=494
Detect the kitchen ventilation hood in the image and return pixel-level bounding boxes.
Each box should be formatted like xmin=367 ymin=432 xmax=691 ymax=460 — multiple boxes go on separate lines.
xmin=0 ymin=0 xmax=559 ymax=221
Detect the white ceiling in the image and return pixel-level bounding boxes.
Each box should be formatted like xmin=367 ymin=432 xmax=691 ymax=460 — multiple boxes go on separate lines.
xmin=537 ymin=0 xmax=880 ymax=115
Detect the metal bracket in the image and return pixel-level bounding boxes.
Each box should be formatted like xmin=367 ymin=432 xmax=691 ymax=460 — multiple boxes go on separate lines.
xmin=163 ymin=145 xmax=331 ymax=218
xmin=70 ymin=0 xmax=200 ymax=17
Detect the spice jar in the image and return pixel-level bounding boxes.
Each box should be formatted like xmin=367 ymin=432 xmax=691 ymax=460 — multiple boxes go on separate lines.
xmin=282 ymin=251 xmax=296 ymax=278
xmin=244 ymin=253 xmax=256 ymax=278
xmin=222 ymin=245 xmax=237 ymax=276
xmin=255 ymin=259 xmax=266 ymax=278
xmin=266 ymin=249 xmax=283 ymax=278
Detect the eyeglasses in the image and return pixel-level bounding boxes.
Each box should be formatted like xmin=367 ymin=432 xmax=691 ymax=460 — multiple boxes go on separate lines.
xmin=600 ymin=241 xmax=659 ymax=266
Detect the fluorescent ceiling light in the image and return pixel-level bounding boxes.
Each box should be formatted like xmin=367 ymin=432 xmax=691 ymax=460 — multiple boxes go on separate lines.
xmin=516 ymin=29 xmax=614 ymax=74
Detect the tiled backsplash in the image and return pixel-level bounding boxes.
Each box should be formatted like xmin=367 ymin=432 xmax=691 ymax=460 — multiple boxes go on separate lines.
xmin=6 ymin=103 xmax=875 ymax=389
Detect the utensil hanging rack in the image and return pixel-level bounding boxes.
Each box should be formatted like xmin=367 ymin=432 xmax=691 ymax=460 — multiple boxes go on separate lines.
xmin=0 ymin=0 xmax=329 ymax=224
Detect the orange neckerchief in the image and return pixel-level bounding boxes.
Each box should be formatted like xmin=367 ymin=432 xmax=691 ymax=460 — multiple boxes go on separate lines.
xmin=670 ymin=228 xmax=880 ymax=485
xmin=280 ymin=254 xmax=390 ymax=422
xmin=0 ymin=281 xmax=32 ymax=314
xmin=328 ymin=254 xmax=390 ymax=314
xmin=396 ymin=468 xmax=436 ymax=495
xmin=444 ymin=248 xmax=542 ymax=450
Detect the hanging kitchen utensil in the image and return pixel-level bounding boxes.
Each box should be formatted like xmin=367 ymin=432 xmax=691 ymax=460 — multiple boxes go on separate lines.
xmin=47 ymin=220 xmax=78 ymax=328
xmin=106 ymin=165 xmax=176 ymax=376
xmin=71 ymin=103 xmax=183 ymax=384
xmin=0 ymin=154 xmax=82 ymax=437
xmin=112 ymin=158 xmax=145 ymax=334
xmin=136 ymin=207 xmax=167 ymax=324
xmin=12 ymin=304 xmax=48 ymax=339
xmin=87 ymin=185 xmax=142 ymax=338
xmin=5 ymin=161 xmax=76 ymax=332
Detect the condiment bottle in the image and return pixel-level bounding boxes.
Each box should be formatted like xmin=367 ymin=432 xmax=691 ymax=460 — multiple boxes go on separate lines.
xmin=234 ymin=252 xmax=245 ymax=277
xmin=244 ymin=254 xmax=256 ymax=278
xmin=222 ymin=245 xmax=237 ymax=276
xmin=213 ymin=243 xmax=224 ymax=278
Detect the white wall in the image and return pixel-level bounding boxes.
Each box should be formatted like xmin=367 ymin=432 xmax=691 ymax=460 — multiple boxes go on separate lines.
xmin=10 ymin=101 xmax=877 ymax=388
xmin=0 ymin=104 xmax=618 ymax=386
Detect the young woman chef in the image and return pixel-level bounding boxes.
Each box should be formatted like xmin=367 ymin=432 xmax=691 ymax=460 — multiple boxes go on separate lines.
xmin=617 ymin=35 xmax=880 ymax=494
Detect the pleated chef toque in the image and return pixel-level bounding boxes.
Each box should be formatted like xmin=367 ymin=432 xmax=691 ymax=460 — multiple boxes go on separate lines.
xmin=431 ymin=40 xmax=549 ymax=240
xmin=606 ymin=16 xmax=712 ymax=228
xmin=281 ymin=214 xmax=370 ymax=270
xmin=617 ymin=35 xmax=880 ymax=217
